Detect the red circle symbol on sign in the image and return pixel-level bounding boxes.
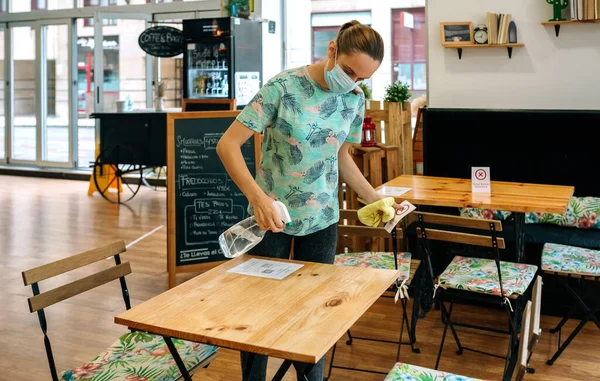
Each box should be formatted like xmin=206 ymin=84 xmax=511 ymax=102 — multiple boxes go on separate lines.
xmin=396 ymin=205 xmax=408 ymax=215
xmin=475 ymin=169 xmax=487 ymax=180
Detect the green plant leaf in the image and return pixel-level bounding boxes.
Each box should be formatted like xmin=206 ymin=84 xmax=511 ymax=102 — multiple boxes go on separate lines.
xmin=358 ymin=82 xmax=372 ymax=100
xmin=384 ymin=80 xmax=411 ymax=103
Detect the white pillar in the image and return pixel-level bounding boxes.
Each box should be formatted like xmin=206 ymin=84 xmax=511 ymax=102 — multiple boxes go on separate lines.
xmin=283 ymin=0 xmax=312 ymax=70
xmin=370 ymin=3 xmax=392 ymax=101
xmin=252 ymin=0 xmax=284 ymax=82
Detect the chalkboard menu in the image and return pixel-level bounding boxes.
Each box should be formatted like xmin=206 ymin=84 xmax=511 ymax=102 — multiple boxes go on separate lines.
xmin=167 ymin=111 xmax=260 ymax=287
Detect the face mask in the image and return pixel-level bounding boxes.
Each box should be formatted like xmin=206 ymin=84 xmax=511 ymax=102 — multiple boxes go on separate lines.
xmin=324 ymin=51 xmax=356 ymax=94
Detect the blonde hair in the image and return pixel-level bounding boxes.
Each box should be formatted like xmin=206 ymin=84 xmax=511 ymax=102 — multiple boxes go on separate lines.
xmin=335 ymin=20 xmax=384 ymax=62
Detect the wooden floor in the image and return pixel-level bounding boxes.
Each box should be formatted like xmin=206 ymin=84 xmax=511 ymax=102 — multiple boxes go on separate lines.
xmin=1 ymin=175 xmax=599 ymax=381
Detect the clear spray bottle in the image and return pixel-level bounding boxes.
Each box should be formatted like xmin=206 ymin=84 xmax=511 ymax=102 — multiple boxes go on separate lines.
xmin=219 ymin=201 xmax=292 ymax=258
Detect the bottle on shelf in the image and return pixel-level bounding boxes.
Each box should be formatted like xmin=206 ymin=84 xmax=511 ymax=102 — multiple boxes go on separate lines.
xmin=206 ymin=75 xmax=213 ymax=96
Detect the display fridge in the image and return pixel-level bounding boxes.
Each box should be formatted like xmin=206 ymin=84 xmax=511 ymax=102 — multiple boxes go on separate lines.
xmin=182 ymin=17 xmax=263 ymax=109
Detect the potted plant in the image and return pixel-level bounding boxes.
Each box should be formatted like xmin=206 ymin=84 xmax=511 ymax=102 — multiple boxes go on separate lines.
xmin=384 ymin=80 xmax=411 ymax=104
xmin=382 ymin=80 xmax=413 ymax=174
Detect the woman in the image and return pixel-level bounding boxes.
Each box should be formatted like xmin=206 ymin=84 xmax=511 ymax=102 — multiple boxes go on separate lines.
xmin=216 ymin=20 xmax=400 ymax=381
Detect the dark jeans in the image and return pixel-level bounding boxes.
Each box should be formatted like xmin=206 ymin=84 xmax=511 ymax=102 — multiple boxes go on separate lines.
xmin=240 ymin=223 xmax=338 ymax=381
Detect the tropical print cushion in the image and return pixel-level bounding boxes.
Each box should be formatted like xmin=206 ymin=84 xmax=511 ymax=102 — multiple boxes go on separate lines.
xmin=61 ymin=331 xmax=218 ymax=381
xmin=438 ymin=256 xmax=537 ymax=298
xmin=459 ymin=208 xmax=511 ymax=220
xmin=525 ymin=196 xmax=600 ymax=229
xmin=542 ymin=242 xmax=600 ymax=277
xmin=384 ymin=362 xmax=487 ymax=381
xmin=335 ymin=251 xmax=412 ymax=281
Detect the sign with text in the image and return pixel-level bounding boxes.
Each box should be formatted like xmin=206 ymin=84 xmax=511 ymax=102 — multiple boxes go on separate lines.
xmin=472 ymin=167 xmax=491 ymax=193
xmin=138 ymin=26 xmax=184 ymax=58
xmin=167 ymin=111 xmax=261 ymax=288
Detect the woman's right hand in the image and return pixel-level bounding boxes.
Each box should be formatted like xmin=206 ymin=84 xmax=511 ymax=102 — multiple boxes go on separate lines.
xmin=251 ymin=195 xmax=286 ymax=233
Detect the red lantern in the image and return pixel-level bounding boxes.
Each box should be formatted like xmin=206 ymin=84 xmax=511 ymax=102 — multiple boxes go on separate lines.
xmin=361 ymin=115 xmax=376 ymax=147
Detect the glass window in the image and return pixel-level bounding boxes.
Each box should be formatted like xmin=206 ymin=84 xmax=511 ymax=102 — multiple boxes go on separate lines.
xmin=12 ymin=26 xmax=36 ymax=161
xmin=76 ymin=19 xmax=96 ymax=168
xmin=391 ymin=8 xmax=426 ymax=100
xmin=312 ymin=27 xmax=337 ymax=64
xmin=413 ymin=63 xmax=426 ymax=90
xmin=0 ymin=29 xmax=4 ymax=161
xmin=44 ymin=24 xmax=70 ymax=163
xmin=311 ymin=12 xmax=371 ymax=27
xmin=23 ymin=0 xmax=75 ymax=11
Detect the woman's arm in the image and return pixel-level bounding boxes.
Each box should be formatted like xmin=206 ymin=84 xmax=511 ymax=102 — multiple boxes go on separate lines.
xmin=338 ymin=141 xmax=383 ymax=204
xmin=216 ymin=120 xmax=284 ymax=232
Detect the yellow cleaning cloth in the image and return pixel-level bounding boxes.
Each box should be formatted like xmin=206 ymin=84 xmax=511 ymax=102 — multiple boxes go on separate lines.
xmin=357 ymin=197 xmax=396 ymax=227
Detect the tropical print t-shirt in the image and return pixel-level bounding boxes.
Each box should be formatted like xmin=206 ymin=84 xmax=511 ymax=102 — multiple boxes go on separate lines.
xmin=237 ymin=66 xmax=365 ymax=236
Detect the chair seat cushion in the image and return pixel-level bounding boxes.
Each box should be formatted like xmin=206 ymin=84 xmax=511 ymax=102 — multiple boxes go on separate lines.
xmin=542 ymin=242 xmax=600 ymax=277
xmin=335 ymin=251 xmax=412 ymax=281
xmin=61 ymin=331 xmax=218 ymax=381
xmin=384 ymin=362 xmax=487 ymax=381
xmin=438 ymin=256 xmax=537 ymax=298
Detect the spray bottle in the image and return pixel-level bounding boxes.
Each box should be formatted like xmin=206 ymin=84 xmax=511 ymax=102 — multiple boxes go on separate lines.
xmin=219 ymin=201 xmax=292 ymax=258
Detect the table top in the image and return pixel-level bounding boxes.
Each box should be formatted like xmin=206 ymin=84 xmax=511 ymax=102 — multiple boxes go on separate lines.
xmin=377 ymin=175 xmax=574 ymax=214
xmin=114 ymin=255 xmax=400 ymax=364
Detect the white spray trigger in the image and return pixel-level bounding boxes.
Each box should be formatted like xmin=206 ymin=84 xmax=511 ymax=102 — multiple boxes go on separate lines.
xmin=273 ymin=201 xmax=292 ymax=226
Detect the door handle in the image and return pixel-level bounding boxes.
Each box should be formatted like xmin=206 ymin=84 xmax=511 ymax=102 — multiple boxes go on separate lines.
xmin=97 ymin=86 xmax=99 ymax=103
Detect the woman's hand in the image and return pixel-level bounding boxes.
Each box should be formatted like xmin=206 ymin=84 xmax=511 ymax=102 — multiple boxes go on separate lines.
xmin=371 ymin=193 xmax=405 ymax=218
xmin=251 ymin=194 xmax=286 ymax=233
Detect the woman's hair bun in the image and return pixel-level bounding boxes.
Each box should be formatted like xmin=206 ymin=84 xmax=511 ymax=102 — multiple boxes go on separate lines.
xmin=338 ymin=20 xmax=361 ymax=34
xmin=335 ymin=20 xmax=384 ymax=62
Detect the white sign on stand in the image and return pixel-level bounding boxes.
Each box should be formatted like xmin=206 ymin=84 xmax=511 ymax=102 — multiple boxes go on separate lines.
xmin=472 ymin=167 xmax=491 ymax=193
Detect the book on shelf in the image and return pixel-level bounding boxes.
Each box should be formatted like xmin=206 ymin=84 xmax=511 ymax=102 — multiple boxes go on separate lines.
xmin=486 ymin=12 xmax=511 ymax=44
xmin=569 ymin=0 xmax=599 ymax=20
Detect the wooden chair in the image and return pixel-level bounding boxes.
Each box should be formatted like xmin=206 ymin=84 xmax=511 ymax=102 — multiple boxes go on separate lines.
xmin=540 ymin=242 xmax=600 ymax=365
xmin=181 ymin=98 xmax=236 ymax=111
xmin=22 ymin=240 xmax=218 ymax=381
xmin=324 ymin=209 xmax=421 ymax=380
xmin=384 ymin=298 xmax=539 ymax=381
xmin=414 ymin=211 xmax=538 ymax=380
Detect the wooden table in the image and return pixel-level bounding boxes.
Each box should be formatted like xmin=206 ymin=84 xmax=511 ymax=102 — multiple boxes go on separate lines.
xmin=115 ymin=254 xmax=401 ymax=380
xmin=377 ymin=175 xmax=574 ymax=262
xmin=377 ymin=175 xmax=574 ymax=214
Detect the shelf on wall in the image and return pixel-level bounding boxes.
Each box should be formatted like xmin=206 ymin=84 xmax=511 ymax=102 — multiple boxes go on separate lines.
xmin=443 ymin=43 xmax=525 ymax=59
xmin=541 ymin=19 xmax=600 ymax=37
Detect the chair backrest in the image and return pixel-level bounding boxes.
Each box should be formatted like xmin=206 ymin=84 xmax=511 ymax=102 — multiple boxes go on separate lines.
xmin=414 ymin=211 xmax=505 ymax=249
xmin=182 ymin=98 xmax=237 ymax=111
xmin=21 ymin=240 xmax=131 ymax=381
xmin=414 ymin=211 xmax=506 ymax=295
xmin=516 ymin=300 xmax=533 ymax=381
xmin=338 ymin=209 xmax=404 ymax=268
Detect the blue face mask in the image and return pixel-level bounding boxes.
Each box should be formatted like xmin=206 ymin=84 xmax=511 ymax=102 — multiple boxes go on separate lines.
xmin=324 ymin=54 xmax=356 ymax=94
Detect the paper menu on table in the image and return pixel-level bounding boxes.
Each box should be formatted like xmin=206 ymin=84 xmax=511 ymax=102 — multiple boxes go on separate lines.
xmin=376 ymin=186 xmax=412 ymax=197
xmin=227 ymin=258 xmax=303 ymax=280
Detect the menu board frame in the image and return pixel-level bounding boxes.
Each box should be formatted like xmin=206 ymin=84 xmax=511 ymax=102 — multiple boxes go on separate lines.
xmin=167 ymin=111 xmax=261 ymax=288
